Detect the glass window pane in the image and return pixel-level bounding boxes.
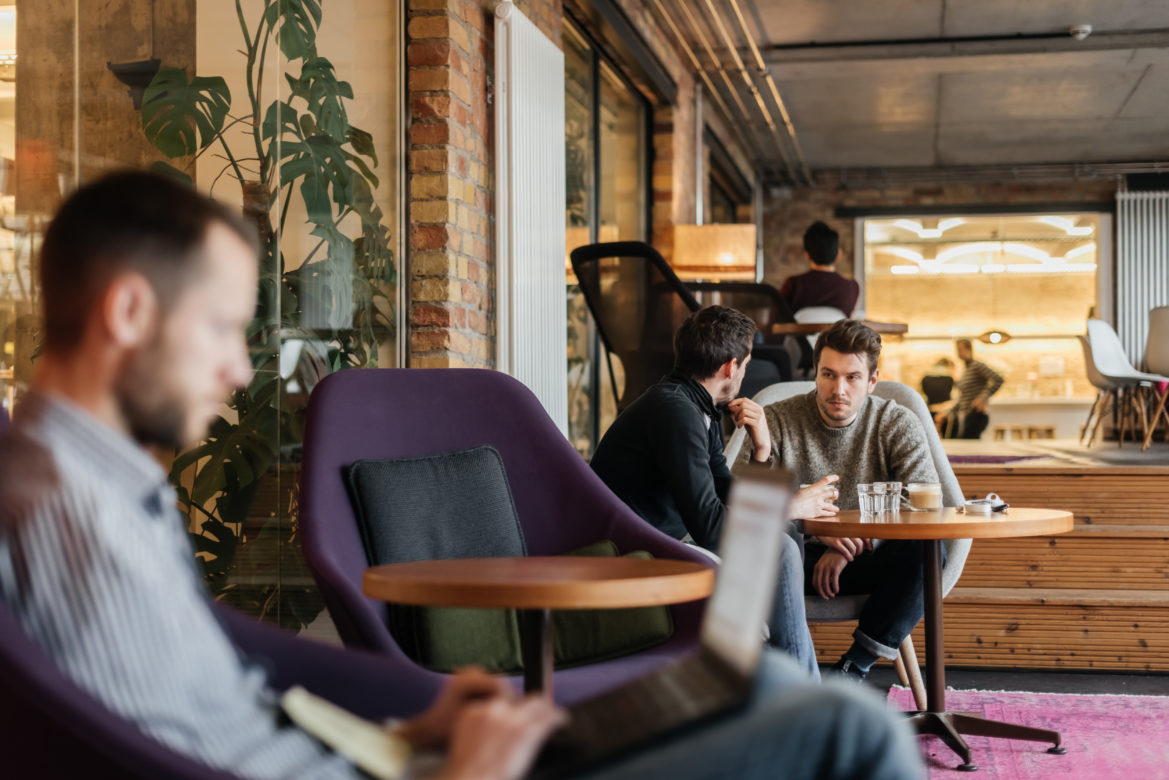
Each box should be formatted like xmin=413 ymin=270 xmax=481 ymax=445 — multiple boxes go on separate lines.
xmin=598 ymin=61 xmax=645 ymax=243
xmin=863 ymin=213 xmax=1101 ymax=406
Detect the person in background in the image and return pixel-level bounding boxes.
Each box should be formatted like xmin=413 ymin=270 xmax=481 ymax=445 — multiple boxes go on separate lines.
xmin=935 ymin=339 xmax=1004 ymax=440
xmin=779 ymin=221 xmax=860 ymax=316
xmin=921 ymin=357 xmax=956 ymax=436
xmin=0 ymin=172 xmax=923 ymax=780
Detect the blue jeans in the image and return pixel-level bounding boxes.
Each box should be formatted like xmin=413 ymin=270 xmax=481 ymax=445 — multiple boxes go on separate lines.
xmin=768 ymin=532 xmax=820 ymax=679
xmin=805 ymin=540 xmax=936 ymax=660
xmin=581 ymin=650 xmax=923 ymax=780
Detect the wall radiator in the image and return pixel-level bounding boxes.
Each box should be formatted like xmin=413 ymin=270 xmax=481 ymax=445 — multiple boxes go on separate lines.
xmin=1117 ymin=191 xmax=1169 ymax=364
xmin=494 ymin=0 xmax=568 ymax=434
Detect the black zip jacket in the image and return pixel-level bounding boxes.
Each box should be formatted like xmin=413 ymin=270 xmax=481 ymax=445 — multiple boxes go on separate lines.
xmin=590 ymin=370 xmax=730 ymax=550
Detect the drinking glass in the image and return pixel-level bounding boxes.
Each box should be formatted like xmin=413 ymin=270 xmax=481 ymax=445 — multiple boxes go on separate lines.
xmin=874 ymin=481 xmax=902 ymax=514
xmin=856 ymin=483 xmax=882 ymax=515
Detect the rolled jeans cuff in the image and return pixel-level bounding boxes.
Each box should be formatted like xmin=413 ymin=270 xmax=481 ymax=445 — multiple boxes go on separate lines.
xmin=851 ymin=627 xmax=900 ymax=661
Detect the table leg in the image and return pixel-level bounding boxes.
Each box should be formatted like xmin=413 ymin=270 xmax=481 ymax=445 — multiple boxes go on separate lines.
xmin=519 ymin=608 xmax=554 ymax=697
xmin=909 ymin=539 xmax=1064 ymax=771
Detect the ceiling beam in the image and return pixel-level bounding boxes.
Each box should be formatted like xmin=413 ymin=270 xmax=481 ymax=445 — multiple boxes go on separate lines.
xmin=763 ymin=29 xmax=1169 ymax=67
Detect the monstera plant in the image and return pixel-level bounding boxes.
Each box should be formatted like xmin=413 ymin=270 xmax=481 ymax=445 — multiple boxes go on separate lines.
xmin=136 ymin=0 xmax=395 ymax=629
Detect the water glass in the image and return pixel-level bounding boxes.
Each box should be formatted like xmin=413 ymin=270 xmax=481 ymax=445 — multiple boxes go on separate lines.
xmin=856 ymin=483 xmax=882 ymax=515
xmin=874 ymin=481 xmax=902 ymax=514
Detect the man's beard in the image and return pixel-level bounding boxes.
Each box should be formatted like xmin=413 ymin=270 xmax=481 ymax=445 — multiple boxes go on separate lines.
xmin=114 ymin=342 xmax=189 ymax=450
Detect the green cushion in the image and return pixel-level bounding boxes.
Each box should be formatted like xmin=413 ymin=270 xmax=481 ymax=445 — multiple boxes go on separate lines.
xmin=409 ymin=541 xmax=674 ymax=674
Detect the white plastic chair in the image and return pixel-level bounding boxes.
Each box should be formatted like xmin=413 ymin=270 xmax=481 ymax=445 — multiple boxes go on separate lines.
xmin=1141 ymin=307 xmax=1169 ymax=449
xmin=793 ymin=306 xmax=847 ymax=354
xmin=725 ymin=380 xmax=971 ymax=709
xmin=1078 ymin=336 xmax=1120 ymax=447
xmin=1085 ymin=319 xmax=1169 ymax=447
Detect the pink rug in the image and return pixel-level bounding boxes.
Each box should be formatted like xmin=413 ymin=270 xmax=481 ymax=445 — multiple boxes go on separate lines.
xmin=887 ymin=687 xmax=1169 ymax=778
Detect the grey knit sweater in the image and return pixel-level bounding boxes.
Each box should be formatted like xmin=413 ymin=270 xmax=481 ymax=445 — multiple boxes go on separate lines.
xmin=735 ymin=390 xmax=938 ymax=511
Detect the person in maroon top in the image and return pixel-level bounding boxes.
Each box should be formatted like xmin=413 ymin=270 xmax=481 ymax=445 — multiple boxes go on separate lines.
xmin=779 ymin=221 xmax=860 ymax=316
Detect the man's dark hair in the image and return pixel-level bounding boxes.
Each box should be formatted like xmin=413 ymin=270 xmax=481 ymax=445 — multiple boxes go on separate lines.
xmin=956 ymin=338 xmax=973 ymax=351
xmin=673 ymin=305 xmax=756 ymax=379
xmin=813 ymin=319 xmax=882 ymax=376
xmin=39 ymin=170 xmax=259 ymax=353
xmin=803 ymin=221 xmax=839 ymax=266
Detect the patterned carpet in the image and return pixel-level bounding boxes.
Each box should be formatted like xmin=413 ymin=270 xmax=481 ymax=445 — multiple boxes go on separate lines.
xmin=887 ymin=687 xmax=1169 ymax=779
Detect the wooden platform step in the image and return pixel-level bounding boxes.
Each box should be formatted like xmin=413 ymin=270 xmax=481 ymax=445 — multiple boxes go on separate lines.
xmin=808 ymin=588 xmax=1169 ymax=672
xmin=955 ymin=469 xmax=1169 ymax=526
xmin=958 ymin=527 xmax=1169 ymax=591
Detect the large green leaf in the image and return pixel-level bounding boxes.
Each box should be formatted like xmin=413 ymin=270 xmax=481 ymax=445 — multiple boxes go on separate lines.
xmin=141 ymin=68 xmax=231 ymax=158
xmin=285 ymin=56 xmax=353 ymax=142
xmin=263 ymin=0 xmax=323 ymax=60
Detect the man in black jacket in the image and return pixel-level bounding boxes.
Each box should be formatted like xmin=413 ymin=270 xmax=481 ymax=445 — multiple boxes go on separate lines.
xmin=590 ymin=306 xmax=835 ymax=677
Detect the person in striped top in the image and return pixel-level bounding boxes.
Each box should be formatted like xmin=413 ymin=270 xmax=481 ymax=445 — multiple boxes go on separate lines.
xmin=934 ymin=339 xmax=1005 ymax=439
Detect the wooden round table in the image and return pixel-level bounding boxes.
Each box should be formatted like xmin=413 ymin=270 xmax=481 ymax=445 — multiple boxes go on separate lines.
xmin=804 ymin=507 xmax=1073 ymax=771
xmin=363 ymin=557 xmax=714 ymax=696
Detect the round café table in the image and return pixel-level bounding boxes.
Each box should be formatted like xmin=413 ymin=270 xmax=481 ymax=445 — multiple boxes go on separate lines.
xmin=804 ymin=507 xmax=1074 ymax=772
xmin=363 ymin=557 xmax=714 ymax=697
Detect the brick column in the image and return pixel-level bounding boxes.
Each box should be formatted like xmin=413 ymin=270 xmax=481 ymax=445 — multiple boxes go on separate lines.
xmin=406 ymin=0 xmax=560 ymax=368
xmin=407 ymin=0 xmax=493 ymax=368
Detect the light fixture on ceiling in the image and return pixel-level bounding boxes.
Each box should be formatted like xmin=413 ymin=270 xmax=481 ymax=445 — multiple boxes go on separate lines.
xmin=979 ymin=330 xmax=1011 ymax=345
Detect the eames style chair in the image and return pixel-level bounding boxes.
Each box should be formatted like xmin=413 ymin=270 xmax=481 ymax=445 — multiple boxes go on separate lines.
xmin=793 ymin=305 xmax=847 ymax=354
xmin=724 ymin=380 xmax=971 ymax=710
xmin=1142 ymin=306 xmax=1169 ymax=449
xmin=298 ymin=368 xmax=712 ymax=705
xmin=1085 ymin=319 xmax=1169 ymax=447
xmin=1078 ymin=335 xmax=1122 ymax=447
xmin=570 ymin=241 xmax=790 ymax=410
xmin=0 ymin=598 xmax=441 ymax=778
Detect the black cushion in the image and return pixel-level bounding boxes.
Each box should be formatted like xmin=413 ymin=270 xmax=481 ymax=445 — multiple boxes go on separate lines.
xmin=344 ymin=446 xmax=672 ymax=673
xmin=345 ymin=444 xmax=526 ymax=565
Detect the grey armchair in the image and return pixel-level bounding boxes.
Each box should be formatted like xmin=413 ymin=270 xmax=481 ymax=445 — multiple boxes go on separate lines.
xmin=724 ymin=380 xmax=971 ymax=708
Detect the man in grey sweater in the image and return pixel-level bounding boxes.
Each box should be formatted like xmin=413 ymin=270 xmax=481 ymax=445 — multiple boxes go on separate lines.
xmin=736 ymin=319 xmax=939 ymax=680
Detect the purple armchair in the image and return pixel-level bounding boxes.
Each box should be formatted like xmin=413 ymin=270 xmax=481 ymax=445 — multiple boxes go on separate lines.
xmin=299 ymin=368 xmax=712 ymax=705
xmin=0 ymin=599 xmax=442 ymax=777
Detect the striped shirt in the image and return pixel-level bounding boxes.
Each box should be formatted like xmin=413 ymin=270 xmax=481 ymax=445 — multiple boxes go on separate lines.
xmin=955 ymin=360 xmax=1004 ymax=414
xmin=0 ymin=392 xmax=361 ymax=779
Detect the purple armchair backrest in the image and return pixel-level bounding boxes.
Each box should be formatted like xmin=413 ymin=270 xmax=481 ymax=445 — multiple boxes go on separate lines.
xmin=299 ymin=368 xmax=710 ymax=656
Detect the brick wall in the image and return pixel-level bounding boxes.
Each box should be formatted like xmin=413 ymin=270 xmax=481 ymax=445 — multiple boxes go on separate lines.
xmin=406 ymin=0 xmax=559 ymax=368
xmin=761 ymin=179 xmax=1119 ymax=287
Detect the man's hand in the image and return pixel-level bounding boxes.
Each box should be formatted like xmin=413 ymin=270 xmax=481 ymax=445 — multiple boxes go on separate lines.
xmin=789 ymin=475 xmax=840 ymax=519
xmin=433 ymin=694 xmax=567 ymax=780
xmin=972 ymin=396 xmax=988 ymax=413
xmin=726 ymin=398 xmax=771 ymax=461
xmin=813 ymin=550 xmax=850 ymax=600
xmin=396 ymin=668 xmax=512 ymax=750
xmin=821 ymin=536 xmax=870 ymax=561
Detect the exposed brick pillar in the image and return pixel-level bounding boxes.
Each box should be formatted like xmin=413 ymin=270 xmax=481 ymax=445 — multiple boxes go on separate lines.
xmin=406 ymin=0 xmax=560 ymax=369
xmin=407 ymin=0 xmax=494 ymax=368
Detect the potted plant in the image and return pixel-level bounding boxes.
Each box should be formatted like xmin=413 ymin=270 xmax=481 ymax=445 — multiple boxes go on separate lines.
xmin=136 ymin=0 xmax=396 ymax=629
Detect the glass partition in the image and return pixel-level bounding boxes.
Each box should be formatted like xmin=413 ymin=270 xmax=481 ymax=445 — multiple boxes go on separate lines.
xmin=862 ymin=213 xmax=1105 ymax=413
xmin=5 ymin=0 xmax=404 ymax=634
xmin=563 ymin=20 xmax=648 ymax=456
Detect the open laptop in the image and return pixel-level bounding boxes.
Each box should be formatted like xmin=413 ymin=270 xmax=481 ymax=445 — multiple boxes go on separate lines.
xmin=532 ymin=467 xmax=793 ymax=778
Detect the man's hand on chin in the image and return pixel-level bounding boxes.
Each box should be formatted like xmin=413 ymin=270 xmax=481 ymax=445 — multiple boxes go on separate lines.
xmin=726 ymin=397 xmax=771 ymax=462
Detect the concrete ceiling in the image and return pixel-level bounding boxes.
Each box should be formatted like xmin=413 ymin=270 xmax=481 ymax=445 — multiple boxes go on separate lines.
xmin=674 ymin=0 xmax=1169 ymax=178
